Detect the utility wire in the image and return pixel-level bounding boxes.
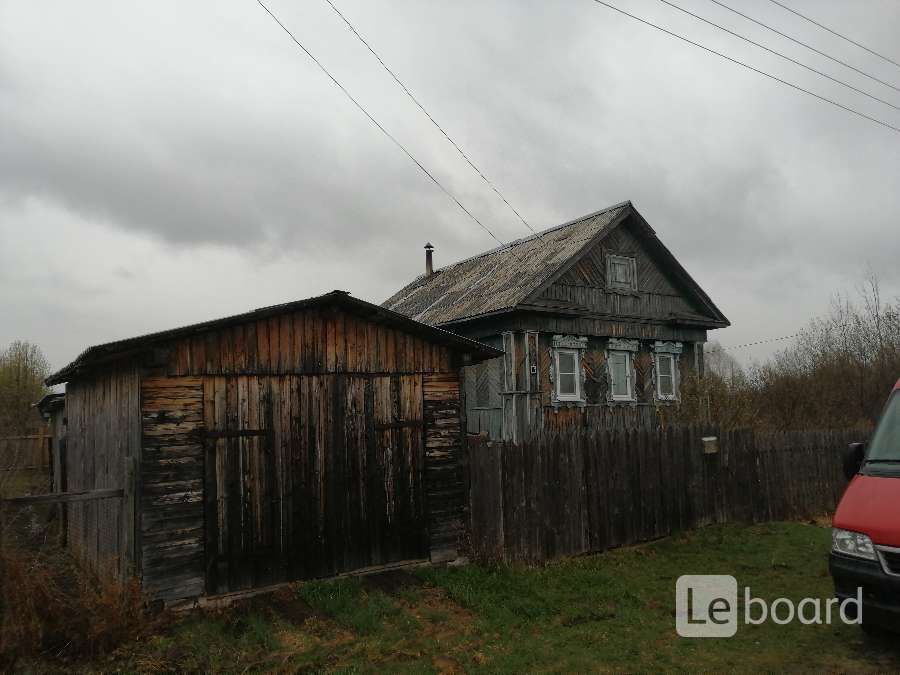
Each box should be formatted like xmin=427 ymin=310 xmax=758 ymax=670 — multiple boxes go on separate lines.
xmin=255 ymin=0 xmax=524 ymax=259
xmin=591 ymin=0 xmax=900 ymax=135
xmin=708 ymin=0 xmax=900 ymax=95
xmin=768 ymin=0 xmax=900 ymax=71
xmin=706 ymin=333 xmax=799 ymax=354
xmin=656 ymin=0 xmax=900 ymax=113
xmin=322 ymin=0 xmax=543 ymax=241
xmin=707 ymin=321 xmax=855 ymax=354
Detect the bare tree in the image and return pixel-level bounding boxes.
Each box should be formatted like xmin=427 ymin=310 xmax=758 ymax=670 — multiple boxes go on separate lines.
xmin=704 ymin=341 xmax=744 ymax=384
xmin=747 ymin=272 xmax=900 ymax=429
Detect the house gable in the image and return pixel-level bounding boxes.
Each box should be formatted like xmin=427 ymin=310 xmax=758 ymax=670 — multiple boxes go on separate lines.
xmin=382 ymin=202 xmax=728 ymax=331
xmin=520 ymin=210 xmax=728 ymax=329
xmin=528 ymin=217 xmax=716 ymax=325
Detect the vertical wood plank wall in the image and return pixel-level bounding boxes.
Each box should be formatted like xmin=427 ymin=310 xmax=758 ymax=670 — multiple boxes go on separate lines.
xmin=199 ymin=373 xmax=429 ymax=597
xmin=161 ymin=306 xmax=453 ymax=378
xmin=64 ymin=364 xmax=141 ymax=580
xmin=466 ymin=427 xmax=859 ymax=563
xmin=137 ymin=305 xmax=465 ymax=603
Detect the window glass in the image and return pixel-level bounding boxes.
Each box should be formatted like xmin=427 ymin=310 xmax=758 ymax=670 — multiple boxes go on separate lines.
xmin=559 ymin=373 xmax=577 ymax=396
xmin=556 ymin=350 xmax=578 ymax=397
xmin=611 ymin=352 xmax=629 ymax=397
xmin=867 ymin=392 xmax=900 ymax=461
xmin=657 ymin=354 xmax=674 ymax=397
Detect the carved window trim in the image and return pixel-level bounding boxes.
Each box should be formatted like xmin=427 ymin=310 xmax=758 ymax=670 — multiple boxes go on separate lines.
xmin=607 ymin=349 xmax=635 ymax=402
xmin=607 ymin=254 xmax=637 ymax=291
xmin=653 ymin=341 xmax=682 ymax=401
xmin=549 ymin=335 xmax=587 ymax=406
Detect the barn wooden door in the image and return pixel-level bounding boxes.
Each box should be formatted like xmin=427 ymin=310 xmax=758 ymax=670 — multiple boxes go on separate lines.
xmin=203 ymin=376 xmax=284 ymax=595
xmin=203 ymin=374 xmax=430 ymax=595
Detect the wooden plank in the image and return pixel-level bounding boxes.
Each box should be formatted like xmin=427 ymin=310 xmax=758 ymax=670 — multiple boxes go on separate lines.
xmin=256 ymin=320 xmax=270 ymax=374
xmin=2 ymin=487 xmax=123 ymax=505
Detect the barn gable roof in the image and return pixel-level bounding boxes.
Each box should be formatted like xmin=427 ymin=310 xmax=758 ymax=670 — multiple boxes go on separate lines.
xmin=382 ymin=201 xmax=729 ymax=328
xmin=47 ymin=290 xmax=501 ymax=385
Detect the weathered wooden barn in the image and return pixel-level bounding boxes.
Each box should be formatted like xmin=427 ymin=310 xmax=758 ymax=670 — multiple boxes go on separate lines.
xmin=384 ymin=201 xmax=730 ymax=441
xmin=45 ymin=291 xmax=500 ymax=605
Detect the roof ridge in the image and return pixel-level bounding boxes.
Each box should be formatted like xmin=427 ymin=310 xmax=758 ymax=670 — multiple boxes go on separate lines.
xmin=47 ymin=290 xmax=502 ymax=384
xmin=424 ymin=200 xmax=632 ymax=276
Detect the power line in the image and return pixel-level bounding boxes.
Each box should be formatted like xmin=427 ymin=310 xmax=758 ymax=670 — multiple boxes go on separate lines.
xmin=322 ymin=0 xmax=544 ymax=241
xmin=590 ymin=0 xmax=900 ymax=135
xmin=768 ymin=0 xmax=900 ymax=71
xmin=707 ymin=321 xmax=855 ymax=354
xmin=255 ymin=0 xmax=521 ymax=258
xmin=708 ymin=0 xmax=900 ymax=95
xmin=655 ymin=0 xmax=900 ymax=113
xmin=706 ymin=333 xmax=799 ymax=354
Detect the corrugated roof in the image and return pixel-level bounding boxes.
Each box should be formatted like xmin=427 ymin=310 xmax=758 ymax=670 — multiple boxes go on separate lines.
xmin=383 ymin=202 xmax=631 ymax=325
xmin=47 ymin=291 xmax=502 ymax=385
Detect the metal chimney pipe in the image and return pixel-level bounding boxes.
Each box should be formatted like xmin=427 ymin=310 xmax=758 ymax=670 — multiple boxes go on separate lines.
xmin=424 ymin=242 xmax=434 ymax=276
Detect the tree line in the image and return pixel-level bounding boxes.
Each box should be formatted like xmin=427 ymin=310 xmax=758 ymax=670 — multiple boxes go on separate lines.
xmin=680 ymin=274 xmax=900 ymax=431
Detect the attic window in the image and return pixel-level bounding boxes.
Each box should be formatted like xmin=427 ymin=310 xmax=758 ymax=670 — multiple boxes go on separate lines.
xmin=607 ymin=255 xmax=637 ymax=291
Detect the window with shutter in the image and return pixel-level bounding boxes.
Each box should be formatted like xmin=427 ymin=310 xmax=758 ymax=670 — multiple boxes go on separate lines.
xmin=606 ymin=254 xmax=637 ymax=291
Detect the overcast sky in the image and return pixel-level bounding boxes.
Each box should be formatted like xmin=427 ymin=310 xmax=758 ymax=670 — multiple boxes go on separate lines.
xmin=2 ymin=0 xmax=899 ymax=372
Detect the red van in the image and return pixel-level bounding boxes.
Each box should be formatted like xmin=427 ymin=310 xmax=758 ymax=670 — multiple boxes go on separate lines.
xmin=830 ymin=379 xmax=900 ymax=632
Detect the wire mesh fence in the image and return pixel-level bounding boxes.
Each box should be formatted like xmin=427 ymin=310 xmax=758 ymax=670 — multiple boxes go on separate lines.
xmin=0 ymin=491 xmax=142 ymax=666
xmin=0 ymin=492 xmax=125 ymax=578
xmin=0 ymin=434 xmax=52 ymax=502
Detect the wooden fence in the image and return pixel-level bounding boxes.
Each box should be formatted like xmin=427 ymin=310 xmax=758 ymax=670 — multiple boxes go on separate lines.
xmin=0 ymin=435 xmax=50 ymax=471
xmin=464 ymin=426 xmax=863 ymax=562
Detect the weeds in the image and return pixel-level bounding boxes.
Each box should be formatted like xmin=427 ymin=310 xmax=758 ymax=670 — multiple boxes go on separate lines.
xmin=0 ymin=546 xmax=148 ymax=667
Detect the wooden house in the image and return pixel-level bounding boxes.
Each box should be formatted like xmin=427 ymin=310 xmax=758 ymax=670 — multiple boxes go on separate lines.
xmin=45 ymin=291 xmax=500 ymax=606
xmin=383 ymin=201 xmax=729 ymax=441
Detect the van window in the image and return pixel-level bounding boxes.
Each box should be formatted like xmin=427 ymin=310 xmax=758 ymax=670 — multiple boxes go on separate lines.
xmin=867 ymin=392 xmax=900 ymax=462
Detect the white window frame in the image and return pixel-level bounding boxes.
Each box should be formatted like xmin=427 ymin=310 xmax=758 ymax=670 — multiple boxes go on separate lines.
xmin=554 ymin=348 xmax=581 ymax=401
xmin=653 ymin=341 xmax=683 ymax=402
xmin=607 ymin=254 xmax=637 ymax=291
xmin=608 ymin=350 xmax=634 ymax=402
xmin=655 ymin=352 xmax=677 ymax=400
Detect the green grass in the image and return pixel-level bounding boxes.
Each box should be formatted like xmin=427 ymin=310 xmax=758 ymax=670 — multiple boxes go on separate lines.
xmin=296 ymin=577 xmax=419 ymax=636
xmin=66 ymin=522 xmax=900 ymax=672
xmin=417 ymin=522 xmax=898 ymax=672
